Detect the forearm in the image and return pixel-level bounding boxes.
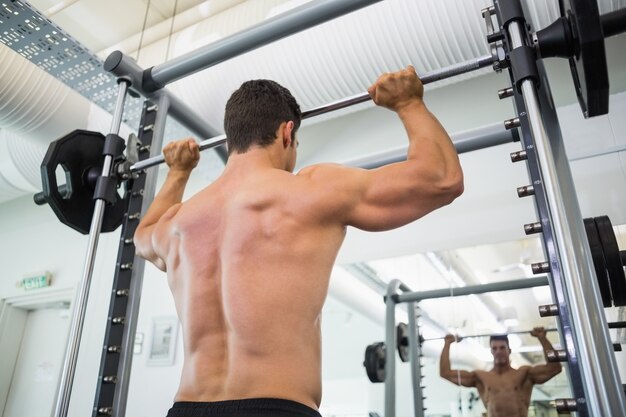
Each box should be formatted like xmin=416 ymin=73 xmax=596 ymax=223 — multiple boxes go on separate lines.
xmin=538 ymin=336 xmax=562 ymax=369
xmin=439 ymin=344 xmax=453 ymax=376
xmin=138 ymin=169 xmax=191 ymax=229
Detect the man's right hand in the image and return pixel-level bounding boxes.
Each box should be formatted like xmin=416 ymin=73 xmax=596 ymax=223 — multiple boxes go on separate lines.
xmin=163 ymin=138 xmax=200 ymax=172
xmin=444 ymin=334 xmax=461 ymax=344
xmin=367 ymin=65 xmax=424 ymax=112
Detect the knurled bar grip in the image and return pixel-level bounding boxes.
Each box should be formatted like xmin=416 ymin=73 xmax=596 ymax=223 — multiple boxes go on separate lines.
xmin=129 ymin=54 xmax=494 ymax=173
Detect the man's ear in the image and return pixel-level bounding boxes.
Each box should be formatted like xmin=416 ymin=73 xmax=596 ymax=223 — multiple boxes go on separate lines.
xmin=283 ymin=121 xmax=295 ymax=148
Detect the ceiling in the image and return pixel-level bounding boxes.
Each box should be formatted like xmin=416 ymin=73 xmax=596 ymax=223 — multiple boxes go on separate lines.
xmin=1 ymin=0 xmax=625 ymax=399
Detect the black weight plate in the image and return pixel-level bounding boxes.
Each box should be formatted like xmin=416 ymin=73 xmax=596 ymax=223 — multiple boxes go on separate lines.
xmin=560 ymin=0 xmax=609 ymax=117
xmin=364 ymin=342 xmax=385 ymax=383
xmin=595 ymin=216 xmax=626 ymax=306
xmin=41 ymin=130 xmax=105 ymax=234
xmin=397 ymin=323 xmax=409 ymax=362
xmin=40 ymin=130 xmax=126 ymax=234
xmin=584 ymin=217 xmax=613 ymax=307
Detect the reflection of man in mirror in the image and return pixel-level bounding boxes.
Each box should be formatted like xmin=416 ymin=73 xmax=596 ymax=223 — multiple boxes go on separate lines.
xmin=439 ymin=327 xmax=562 ymax=417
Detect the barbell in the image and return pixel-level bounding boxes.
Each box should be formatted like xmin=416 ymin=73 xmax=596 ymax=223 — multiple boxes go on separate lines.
xmin=33 ymin=53 xmax=494 ymax=234
xmin=420 ymin=328 xmax=558 ymax=343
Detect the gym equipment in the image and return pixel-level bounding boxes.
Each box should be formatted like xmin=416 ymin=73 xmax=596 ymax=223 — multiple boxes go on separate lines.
xmin=421 ymin=328 xmax=558 ymax=343
xmin=19 ymin=0 xmax=622 ymax=414
xmin=584 ymin=217 xmax=613 ymax=307
xmin=492 ymin=0 xmax=626 ymax=411
xmin=397 ymin=323 xmax=409 ymax=362
xmin=129 ymin=55 xmax=496 ymax=173
xmin=39 ymin=130 xmax=127 ymax=234
xmin=33 ymin=55 xmax=501 ymax=231
xmin=364 ymin=342 xmax=386 ymax=383
xmin=363 ymin=323 xmax=411 ymax=383
xmin=594 ymin=216 xmax=626 ymax=306
xmin=534 ymin=0 xmax=607 ymax=117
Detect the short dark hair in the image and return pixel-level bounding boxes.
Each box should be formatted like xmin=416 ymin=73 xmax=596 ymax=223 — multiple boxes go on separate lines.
xmin=224 ymin=79 xmax=301 ymax=155
xmin=489 ymin=334 xmax=510 ymax=348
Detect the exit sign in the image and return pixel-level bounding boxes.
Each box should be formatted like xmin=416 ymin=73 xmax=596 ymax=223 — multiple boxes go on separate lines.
xmin=20 ymin=272 xmax=51 ymax=290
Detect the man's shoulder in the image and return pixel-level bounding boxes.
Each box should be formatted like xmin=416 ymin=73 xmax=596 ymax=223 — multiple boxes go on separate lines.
xmin=296 ymin=162 xmax=347 ymax=179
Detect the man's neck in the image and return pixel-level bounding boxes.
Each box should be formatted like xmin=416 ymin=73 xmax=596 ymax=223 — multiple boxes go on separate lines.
xmin=492 ymin=363 xmax=512 ymax=374
xmin=224 ymin=146 xmax=284 ymax=173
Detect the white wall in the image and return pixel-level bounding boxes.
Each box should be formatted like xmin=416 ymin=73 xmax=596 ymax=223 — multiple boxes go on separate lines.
xmin=0 ymin=195 xmax=120 ymax=416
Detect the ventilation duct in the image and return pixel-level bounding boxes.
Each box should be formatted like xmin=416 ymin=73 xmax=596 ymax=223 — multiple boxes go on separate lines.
xmin=0 ymin=0 xmax=624 ymax=205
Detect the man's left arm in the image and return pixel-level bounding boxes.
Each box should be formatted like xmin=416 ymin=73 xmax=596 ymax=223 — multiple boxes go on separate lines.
xmin=528 ymin=327 xmax=562 ymax=384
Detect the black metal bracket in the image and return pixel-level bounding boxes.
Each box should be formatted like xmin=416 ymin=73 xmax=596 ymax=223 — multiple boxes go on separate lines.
xmin=92 ymin=101 xmax=159 ymax=417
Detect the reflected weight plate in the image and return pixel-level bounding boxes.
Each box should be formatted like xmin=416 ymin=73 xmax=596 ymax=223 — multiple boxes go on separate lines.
xmin=595 ymin=216 xmax=626 ymax=306
xmin=584 ymin=217 xmax=613 ymax=307
xmin=364 ymin=342 xmax=385 ymax=383
xmin=397 ymin=323 xmax=409 ymax=362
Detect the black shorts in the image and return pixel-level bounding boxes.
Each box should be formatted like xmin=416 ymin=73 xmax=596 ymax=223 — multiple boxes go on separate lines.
xmin=165 ymin=398 xmax=322 ymax=417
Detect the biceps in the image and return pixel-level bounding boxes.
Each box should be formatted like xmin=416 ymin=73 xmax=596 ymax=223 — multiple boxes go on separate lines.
xmin=530 ymin=365 xmax=561 ymax=384
xmin=443 ymin=370 xmax=476 ymax=387
xmin=347 ymin=163 xmax=459 ymax=231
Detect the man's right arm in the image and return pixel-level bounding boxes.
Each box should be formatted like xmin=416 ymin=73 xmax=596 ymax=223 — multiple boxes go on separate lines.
xmin=439 ymin=335 xmax=477 ymax=387
xmin=300 ymin=66 xmax=463 ymax=231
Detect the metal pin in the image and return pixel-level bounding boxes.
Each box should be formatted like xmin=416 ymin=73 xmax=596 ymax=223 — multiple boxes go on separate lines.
xmin=146 ymin=104 xmax=158 ymax=112
xmin=97 ymin=407 xmax=113 ymax=415
xmin=524 ymin=222 xmax=543 ymax=235
xmin=498 ymin=87 xmax=514 ymax=99
xmin=555 ymin=399 xmax=578 ymax=412
xmin=124 ymin=238 xmax=133 ymax=245
xmin=107 ymin=346 xmax=121 ymax=353
xmin=517 ymin=185 xmax=535 ymax=197
xmin=120 ymin=263 xmax=133 ymax=270
xmin=139 ymin=145 xmax=151 ymax=153
xmin=132 ymin=189 xmax=144 ymax=197
xmin=128 ymin=212 xmax=141 ymax=220
xmin=538 ymin=304 xmax=559 ymax=317
xmin=116 ymin=289 xmax=130 ymax=297
xmin=481 ymin=5 xmax=495 ymax=15
xmin=143 ymin=124 xmax=154 ymax=132
xmin=103 ymin=375 xmax=118 ymax=384
xmin=504 ymin=117 xmax=521 ymax=130
xmin=532 ymin=262 xmax=551 ymax=274
xmin=111 ymin=316 xmax=125 ymax=325
xmin=510 ymin=150 xmax=528 ymax=162
xmin=546 ymin=349 xmax=568 ymax=362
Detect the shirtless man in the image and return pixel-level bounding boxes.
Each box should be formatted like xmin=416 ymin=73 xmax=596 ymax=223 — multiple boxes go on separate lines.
xmin=134 ymin=66 xmax=464 ymax=417
xmin=439 ymin=327 xmax=562 ymax=417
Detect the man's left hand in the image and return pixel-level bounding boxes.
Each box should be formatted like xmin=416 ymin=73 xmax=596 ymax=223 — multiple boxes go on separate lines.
xmin=530 ymin=327 xmax=547 ymax=338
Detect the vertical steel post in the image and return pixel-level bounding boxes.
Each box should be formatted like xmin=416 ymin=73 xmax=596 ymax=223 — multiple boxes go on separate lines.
xmin=407 ymin=302 xmax=424 ymax=417
xmin=384 ymin=280 xmax=411 ymax=417
xmin=505 ymin=15 xmax=626 ymax=416
xmin=90 ymin=93 xmax=171 ymax=416
xmin=111 ymin=93 xmax=170 ymax=417
xmin=53 ymin=80 xmax=129 ymax=417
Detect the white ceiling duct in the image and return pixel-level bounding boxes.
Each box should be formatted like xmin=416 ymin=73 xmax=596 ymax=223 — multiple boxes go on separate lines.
xmin=0 ymin=43 xmax=131 ymax=204
xmin=168 ymin=0 xmax=502 ymax=131
xmin=0 ymin=43 xmax=93 ymax=202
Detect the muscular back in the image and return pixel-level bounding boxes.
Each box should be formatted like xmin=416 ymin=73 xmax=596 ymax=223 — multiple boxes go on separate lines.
xmin=151 ymin=168 xmax=346 ymax=409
